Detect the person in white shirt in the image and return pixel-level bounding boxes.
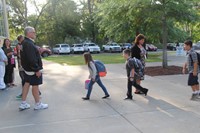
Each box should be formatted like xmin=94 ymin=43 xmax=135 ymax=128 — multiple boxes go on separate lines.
xmin=0 ymin=48 xmax=7 ymax=90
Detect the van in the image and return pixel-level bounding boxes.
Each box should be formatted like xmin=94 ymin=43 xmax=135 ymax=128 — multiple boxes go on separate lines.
xmin=53 ymin=44 xmax=70 ymax=54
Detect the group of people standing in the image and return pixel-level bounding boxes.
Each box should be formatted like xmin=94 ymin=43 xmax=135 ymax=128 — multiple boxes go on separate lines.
xmin=0 ymin=26 xmax=48 ymax=111
xmin=0 ymin=38 xmax=16 ymax=90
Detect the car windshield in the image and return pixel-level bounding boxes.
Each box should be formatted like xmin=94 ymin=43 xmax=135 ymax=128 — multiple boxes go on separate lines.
xmin=75 ymin=45 xmax=83 ymax=47
xmin=89 ymin=44 xmax=96 ymax=46
xmin=55 ymin=45 xmax=60 ymax=48
xmin=124 ymin=43 xmax=131 ymax=46
xmin=61 ymin=45 xmax=68 ymax=47
xmin=111 ymin=43 xmax=118 ymax=46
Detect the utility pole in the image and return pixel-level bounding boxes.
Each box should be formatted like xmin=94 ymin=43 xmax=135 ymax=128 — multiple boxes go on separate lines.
xmin=2 ymin=0 xmax=9 ymax=38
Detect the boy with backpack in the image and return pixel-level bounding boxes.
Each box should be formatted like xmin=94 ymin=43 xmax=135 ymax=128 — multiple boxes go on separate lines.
xmin=123 ymin=49 xmax=148 ymax=100
xmin=183 ymin=40 xmax=200 ymax=100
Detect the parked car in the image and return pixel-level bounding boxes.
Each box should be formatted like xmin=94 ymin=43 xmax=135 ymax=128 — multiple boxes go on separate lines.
xmin=167 ymin=43 xmax=176 ymax=51
xmin=146 ymin=44 xmax=157 ymax=51
xmin=193 ymin=41 xmax=200 ymax=50
xmin=71 ymin=44 xmax=84 ymax=54
xmin=83 ymin=43 xmax=100 ymax=53
xmin=102 ymin=42 xmax=121 ymax=52
xmin=36 ymin=46 xmax=52 ymax=57
xmin=120 ymin=43 xmax=132 ymax=51
xmin=53 ymin=44 xmax=71 ymax=54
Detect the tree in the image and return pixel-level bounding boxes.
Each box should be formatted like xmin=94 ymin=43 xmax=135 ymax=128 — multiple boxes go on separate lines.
xmin=95 ymin=0 xmax=198 ymax=68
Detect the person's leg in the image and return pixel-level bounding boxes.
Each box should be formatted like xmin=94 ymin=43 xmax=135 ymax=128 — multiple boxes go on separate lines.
xmin=188 ymin=73 xmax=199 ymax=100
xmin=126 ymin=78 xmax=133 ymax=99
xmin=85 ymin=80 xmax=95 ymax=98
xmin=8 ymin=65 xmax=14 ymax=85
xmin=0 ymin=65 xmax=6 ymax=89
xmin=96 ymin=77 xmax=109 ymax=96
xmin=32 ymin=85 xmax=40 ymax=103
xmin=132 ymin=80 xmax=148 ymax=96
xmin=4 ymin=65 xmax=9 ymax=86
xmin=135 ymin=79 xmax=143 ymax=94
xmin=19 ymin=71 xmax=25 ymax=87
xmin=22 ymin=82 xmax=30 ymax=101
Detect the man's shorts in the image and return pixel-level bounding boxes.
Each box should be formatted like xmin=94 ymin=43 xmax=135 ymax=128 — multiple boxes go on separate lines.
xmin=188 ymin=73 xmax=199 ymax=86
xmin=24 ymin=73 xmax=43 ymax=86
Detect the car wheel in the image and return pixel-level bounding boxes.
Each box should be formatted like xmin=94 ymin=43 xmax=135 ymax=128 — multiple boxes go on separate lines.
xmin=109 ymin=48 xmax=112 ymax=53
xmin=102 ymin=48 xmax=105 ymax=52
xmin=42 ymin=52 xmax=49 ymax=57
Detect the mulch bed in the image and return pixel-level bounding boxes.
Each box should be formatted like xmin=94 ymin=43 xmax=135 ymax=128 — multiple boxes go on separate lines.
xmin=145 ymin=66 xmax=185 ymax=76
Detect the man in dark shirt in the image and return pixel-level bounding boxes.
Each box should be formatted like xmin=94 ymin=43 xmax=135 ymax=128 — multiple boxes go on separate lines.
xmin=19 ymin=26 xmax=48 ymax=110
xmin=123 ymin=49 xmax=148 ymax=100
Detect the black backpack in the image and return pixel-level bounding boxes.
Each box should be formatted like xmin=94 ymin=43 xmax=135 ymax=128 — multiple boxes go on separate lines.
xmin=128 ymin=57 xmax=144 ymax=77
xmin=189 ymin=52 xmax=200 ymax=66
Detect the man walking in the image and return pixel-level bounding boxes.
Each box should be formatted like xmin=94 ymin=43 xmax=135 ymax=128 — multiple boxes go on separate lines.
xmin=19 ymin=26 xmax=48 ymax=110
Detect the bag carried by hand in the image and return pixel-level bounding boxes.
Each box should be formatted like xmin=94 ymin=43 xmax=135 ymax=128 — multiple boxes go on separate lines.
xmin=85 ymin=79 xmax=90 ymax=90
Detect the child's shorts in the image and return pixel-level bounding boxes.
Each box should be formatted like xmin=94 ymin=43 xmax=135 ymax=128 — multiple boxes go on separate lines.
xmin=188 ymin=73 xmax=199 ymax=86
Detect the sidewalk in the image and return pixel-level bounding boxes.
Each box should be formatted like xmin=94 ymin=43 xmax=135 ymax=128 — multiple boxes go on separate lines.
xmin=0 ymin=57 xmax=200 ymax=133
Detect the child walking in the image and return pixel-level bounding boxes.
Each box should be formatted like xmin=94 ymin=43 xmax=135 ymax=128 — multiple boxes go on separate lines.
xmin=82 ymin=52 xmax=110 ymax=100
xmin=183 ymin=40 xmax=200 ymax=100
xmin=123 ymin=49 xmax=148 ymax=100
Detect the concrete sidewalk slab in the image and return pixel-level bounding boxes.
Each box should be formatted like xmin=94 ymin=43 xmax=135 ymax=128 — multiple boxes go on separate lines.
xmin=0 ymin=59 xmax=200 ymax=133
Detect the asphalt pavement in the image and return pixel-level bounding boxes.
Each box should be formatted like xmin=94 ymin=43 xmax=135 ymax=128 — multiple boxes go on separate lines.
xmin=0 ymin=54 xmax=200 ymax=133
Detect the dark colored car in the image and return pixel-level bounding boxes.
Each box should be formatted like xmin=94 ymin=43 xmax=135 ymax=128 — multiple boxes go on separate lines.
xmin=146 ymin=44 xmax=157 ymax=51
xmin=167 ymin=43 xmax=176 ymax=51
xmin=36 ymin=46 xmax=52 ymax=57
xmin=120 ymin=43 xmax=132 ymax=51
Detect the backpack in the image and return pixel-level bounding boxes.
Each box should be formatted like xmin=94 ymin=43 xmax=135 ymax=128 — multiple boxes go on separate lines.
xmin=128 ymin=57 xmax=144 ymax=77
xmin=189 ymin=52 xmax=200 ymax=67
xmin=94 ymin=60 xmax=107 ymax=77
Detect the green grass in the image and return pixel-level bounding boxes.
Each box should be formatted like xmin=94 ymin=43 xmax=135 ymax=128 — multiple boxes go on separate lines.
xmin=44 ymin=53 xmax=162 ymax=65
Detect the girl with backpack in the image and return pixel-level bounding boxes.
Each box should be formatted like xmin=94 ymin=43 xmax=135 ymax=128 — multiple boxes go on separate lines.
xmin=82 ymin=52 xmax=110 ymax=100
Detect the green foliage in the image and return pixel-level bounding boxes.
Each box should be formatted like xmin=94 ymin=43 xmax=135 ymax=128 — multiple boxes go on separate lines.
xmin=95 ymin=0 xmax=199 ymax=43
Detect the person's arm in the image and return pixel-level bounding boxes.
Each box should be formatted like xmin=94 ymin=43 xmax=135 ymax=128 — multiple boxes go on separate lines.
xmin=130 ymin=68 xmax=135 ymax=81
xmin=182 ymin=62 xmax=187 ymax=74
xmin=192 ymin=53 xmax=198 ymax=76
xmin=193 ymin=61 xmax=198 ymax=76
xmin=90 ymin=62 xmax=97 ymax=81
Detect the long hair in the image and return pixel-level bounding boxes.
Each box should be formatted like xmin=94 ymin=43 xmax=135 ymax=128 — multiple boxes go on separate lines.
xmin=83 ymin=52 xmax=93 ymax=66
xmin=3 ymin=38 xmax=11 ymax=49
xmin=134 ymin=34 xmax=145 ymax=45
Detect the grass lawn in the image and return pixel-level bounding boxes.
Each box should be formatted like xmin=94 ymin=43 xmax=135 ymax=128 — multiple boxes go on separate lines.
xmin=44 ymin=52 xmax=162 ymax=65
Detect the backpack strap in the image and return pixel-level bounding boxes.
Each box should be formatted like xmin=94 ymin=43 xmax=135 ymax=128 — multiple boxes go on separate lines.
xmin=189 ymin=52 xmax=198 ymax=66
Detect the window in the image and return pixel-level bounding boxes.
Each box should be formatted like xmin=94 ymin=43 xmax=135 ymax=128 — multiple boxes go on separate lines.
xmin=61 ymin=45 xmax=68 ymax=47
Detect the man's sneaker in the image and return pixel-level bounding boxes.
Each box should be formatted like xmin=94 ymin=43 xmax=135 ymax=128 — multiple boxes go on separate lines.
xmin=16 ymin=94 xmax=22 ymax=99
xmin=190 ymin=94 xmax=199 ymax=101
xmin=34 ymin=102 xmax=48 ymax=110
xmin=19 ymin=102 xmax=30 ymax=111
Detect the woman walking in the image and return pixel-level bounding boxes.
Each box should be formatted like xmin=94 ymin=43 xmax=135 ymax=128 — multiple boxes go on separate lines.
xmin=131 ymin=34 xmax=147 ymax=94
xmin=82 ymin=52 xmax=110 ymax=100
xmin=0 ymin=47 xmax=7 ymax=90
xmin=2 ymin=39 xmax=16 ymax=87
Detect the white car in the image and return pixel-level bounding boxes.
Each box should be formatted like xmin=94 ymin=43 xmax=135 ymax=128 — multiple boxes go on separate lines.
xmin=83 ymin=43 xmax=100 ymax=53
xmin=53 ymin=44 xmax=71 ymax=54
xmin=102 ymin=42 xmax=121 ymax=52
xmin=71 ymin=44 xmax=84 ymax=54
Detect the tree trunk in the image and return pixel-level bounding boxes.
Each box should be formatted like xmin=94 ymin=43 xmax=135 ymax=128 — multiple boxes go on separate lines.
xmin=162 ymin=15 xmax=168 ymax=68
xmin=24 ymin=0 xmax=28 ymax=27
xmin=88 ymin=0 xmax=96 ymax=42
